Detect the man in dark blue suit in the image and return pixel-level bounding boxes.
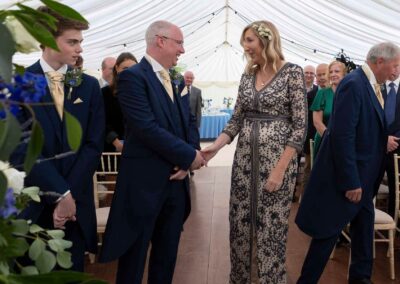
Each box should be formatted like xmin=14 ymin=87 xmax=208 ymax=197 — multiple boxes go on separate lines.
xmin=296 ymin=42 xmax=400 ymax=284
xmin=11 ymin=7 xmax=104 ymax=271
xmin=380 ymin=70 xmax=400 ymax=218
xmin=99 ymin=21 xmax=205 ymax=284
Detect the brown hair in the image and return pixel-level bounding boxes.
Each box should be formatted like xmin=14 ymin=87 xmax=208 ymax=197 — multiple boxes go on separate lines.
xmin=111 ymin=52 xmax=138 ymax=96
xmin=240 ymin=20 xmax=285 ymax=74
xmin=37 ymin=6 xmax=89 ymax=38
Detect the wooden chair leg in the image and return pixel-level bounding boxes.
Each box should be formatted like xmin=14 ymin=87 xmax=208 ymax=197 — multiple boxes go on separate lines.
xmin=89 ymin=253 xmax=96 ymax=264
xmin=389 ymin=229 xmax=395 ymax=280
xmin=329 ymin=244 xmax=336 ymax=259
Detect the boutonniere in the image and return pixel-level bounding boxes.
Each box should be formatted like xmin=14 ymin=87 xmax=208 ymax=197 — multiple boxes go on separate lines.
xmin=169 ymin=64 xmax=186 ymax=93
xmin=64 ymin=68 xmax=83 ymax=100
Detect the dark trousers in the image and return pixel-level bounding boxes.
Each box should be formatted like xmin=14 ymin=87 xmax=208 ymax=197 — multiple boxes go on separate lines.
xmin=298 ymin=202 xmax=374 ymax=284
xmin=116 ymin=181 xmax=186 ymax=284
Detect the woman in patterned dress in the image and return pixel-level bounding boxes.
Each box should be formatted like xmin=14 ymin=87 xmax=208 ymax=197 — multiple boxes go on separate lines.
xmin=202 ymin=21 xmax=307 ymax=283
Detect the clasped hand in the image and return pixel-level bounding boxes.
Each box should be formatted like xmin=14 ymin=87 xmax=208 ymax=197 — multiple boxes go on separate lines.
xmin=53 ymin=192 xmax=76 ymax=229
xmin=170 ymin=150 xmax=207 ymax=180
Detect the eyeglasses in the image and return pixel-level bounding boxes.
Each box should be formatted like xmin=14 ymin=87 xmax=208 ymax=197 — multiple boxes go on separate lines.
xmin=156 ymin=35 xmax=184 ymax=46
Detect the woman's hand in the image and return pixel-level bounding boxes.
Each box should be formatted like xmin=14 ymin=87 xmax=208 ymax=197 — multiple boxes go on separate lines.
xmin=264 ymin=167 xmax=285 ymax=192
xmin=201 ymin=144 xmax=219 ymax=163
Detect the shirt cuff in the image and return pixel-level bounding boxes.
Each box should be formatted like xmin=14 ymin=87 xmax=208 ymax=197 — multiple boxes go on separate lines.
xmin=55 ymin=190 xmax=70 ymax=203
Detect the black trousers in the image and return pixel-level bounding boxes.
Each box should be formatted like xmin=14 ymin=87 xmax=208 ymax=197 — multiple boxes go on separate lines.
xmin=297 ymin=202 xmax=374 ymax=284
xmin=116 ymin=181 xmax=186 ymax=284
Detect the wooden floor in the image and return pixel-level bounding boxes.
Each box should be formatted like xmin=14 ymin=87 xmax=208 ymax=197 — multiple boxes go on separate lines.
xmin=86 ymin=166 xmax=400 ymax=284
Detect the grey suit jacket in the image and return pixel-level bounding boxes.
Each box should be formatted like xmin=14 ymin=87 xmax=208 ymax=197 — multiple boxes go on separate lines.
xmin=188 ymin=86 xmax=203 ymax=128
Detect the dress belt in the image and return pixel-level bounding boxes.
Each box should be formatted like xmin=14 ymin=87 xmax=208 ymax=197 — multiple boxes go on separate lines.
xmin=244 ymin=112 xmax=291 ymax=122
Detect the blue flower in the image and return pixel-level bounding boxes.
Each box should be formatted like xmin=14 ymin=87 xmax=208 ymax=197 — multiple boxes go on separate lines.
xmin=0 ymin=188 xmax=18 ymax=218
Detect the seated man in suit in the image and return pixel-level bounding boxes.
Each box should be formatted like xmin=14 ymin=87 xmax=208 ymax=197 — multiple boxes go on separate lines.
xmin=11 ymin=6 xmax=105 ymax=271
xmin=296 ymin=42 xmax=400 ymax=284
xmin=100 ymin=21 xmax=205 ymax=284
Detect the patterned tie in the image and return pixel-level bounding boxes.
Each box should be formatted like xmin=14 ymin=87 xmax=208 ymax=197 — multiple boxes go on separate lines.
xmin=187 ymin=85 xmax=191 ymax=97
xmin=385 ymin=82 xmax=397 ymax=125
xmin=374 ymin=83 xmax=384 ymax=109
xmin=46 ymin=71 xmax=65 ymax=119
xmin=159 ymin=69 xmax=174 ymax=102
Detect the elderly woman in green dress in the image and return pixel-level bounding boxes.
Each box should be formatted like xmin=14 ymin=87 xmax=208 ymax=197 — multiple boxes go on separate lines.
xmin=311 ymin=60 xmax=347 ymax=158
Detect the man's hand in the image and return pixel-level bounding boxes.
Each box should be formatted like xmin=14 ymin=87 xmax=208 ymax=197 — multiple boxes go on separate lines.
xmin=190 ymin=150 xmax=206 ymax=170
xmin=53 ymin=193 xmax=76 ymax=228
xmin=345 ymin=187 xmax=362 ymax=203
xmin=113 ymin=139 xmax=124 ymax=152
xmin=387 ymin=135 xmax=399 ymax=153
xmin=170 ymin=169 xmax=188 ymax=180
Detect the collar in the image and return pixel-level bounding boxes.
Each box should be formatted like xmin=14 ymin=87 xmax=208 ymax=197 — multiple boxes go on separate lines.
xmin=40 ymin=57 xmax=68 ymax=74
xmin=361 ymin=63 xmax=378 ymax=85
xmin=144 ymin=53 xmax=167 ymax=74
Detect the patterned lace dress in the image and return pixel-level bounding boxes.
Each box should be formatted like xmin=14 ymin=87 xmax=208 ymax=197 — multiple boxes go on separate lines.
xmin=222 ymin=63 xmax=306 ymax=284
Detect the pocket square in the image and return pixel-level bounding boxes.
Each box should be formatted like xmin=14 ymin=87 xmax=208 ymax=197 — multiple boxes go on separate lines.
xmin=73 ymin=98 xmax=83 ymax=104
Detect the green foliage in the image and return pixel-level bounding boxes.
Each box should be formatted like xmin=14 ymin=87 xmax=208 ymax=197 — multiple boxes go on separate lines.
xmin=23 ymin=122 xmax=44 ymax=173
xmin=0 ymin=106 xmax=22 ymax=162
xmin=65 ymin=111 xmax=82 ymax=151
xmin=0 ymin=22 xmax=15 ymax=82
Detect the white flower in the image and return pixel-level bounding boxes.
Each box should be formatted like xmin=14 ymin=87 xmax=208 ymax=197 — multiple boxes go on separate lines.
xmin=4 ymin=16 xmax=40 ymax=54
xmin=252 ymin=24 xmax=273 ymax=41
xmin=0 ymin=160 xmax=26 ymax=194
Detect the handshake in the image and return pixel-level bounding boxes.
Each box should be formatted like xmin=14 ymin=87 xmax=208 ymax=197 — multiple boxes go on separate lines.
xmin=170 ymin=145 xmax=219 ymax=180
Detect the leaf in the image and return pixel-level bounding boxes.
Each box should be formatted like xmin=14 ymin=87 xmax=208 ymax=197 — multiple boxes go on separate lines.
xmin=29 ymin=224 xmax=44 ymax=234
xmin=29 ymin=238 xmax=46 ymax=261
xmin=24 ymin=122 xmax=44 ymax=174
xmin=48 ymin=239 xmax=72 ymax=252
xmin=12 ymin=11 xmax=58 ymax=51
xmin=56 ymin=251 xmax=72 ymax=269
xmin=11 ymin=219 xmax=29 ymax=235
xmin=16 ymin=3 xmax=58 ymax=31
xmin=21 ymin=266 xmax=39 ymax=275
xmin=0 ymin=233 xmax=8 ymax=246
xmin=35 ymin=250 xmax=56 ymax=273
xmin=13 ymin=63 xmax=26 ymax=75
xmin=46 ymin=230 xmax=65 ymax=239
xmin=40 ymin=0 xmax=88 ymax=24
xmin=8 ymin=237 xmax=29 ymax=257
xmin=0 ymin=22 xmax=15 ymax=82
xmin=0 ymin=106 xmax=22 ymax=162
xmin=64 ymin=111 xmax=82 ymax=151
xmin=6 ymin=271 xmax=108 ymax=284
xmin=0 ymin=171 xmax=7 ymax=206
xmin=22 ymin=186 xmax=41 ymax=202
xmin=0 ymin=261 xmax=9 ymax=275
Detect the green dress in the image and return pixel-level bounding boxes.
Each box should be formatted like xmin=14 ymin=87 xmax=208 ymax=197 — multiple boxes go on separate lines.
xmin=310 ymin=87 xmax=334 ymax=159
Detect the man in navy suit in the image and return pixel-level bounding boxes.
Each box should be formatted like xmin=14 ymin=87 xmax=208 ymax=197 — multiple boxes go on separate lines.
xmin=11 ymin=7 xmax=104 ymax=271
xmin=100 ymin=21 xmax=205 ymax=284
xmin=295 ymin=42 xmax=400 ymax=284
xmin=380 ymin=70 xmax=400 ymax=218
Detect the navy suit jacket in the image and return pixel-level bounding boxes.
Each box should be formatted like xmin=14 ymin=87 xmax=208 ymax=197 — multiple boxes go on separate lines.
xmin=382 ymin=82 xmax=400 ymax=137
xmin=12 ymin=61 xmax=105 ymax=252
xmin=295 ymin=67 xmax=386 ymax=239
xmin=100 ymin=58 xmax=197 ymax=262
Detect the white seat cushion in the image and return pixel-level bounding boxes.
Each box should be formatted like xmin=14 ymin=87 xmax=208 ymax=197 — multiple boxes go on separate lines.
xmin=374 ymin=208 xmax=393 ymax=224
xmin=96 ymin=207 xmax=110 ymax=227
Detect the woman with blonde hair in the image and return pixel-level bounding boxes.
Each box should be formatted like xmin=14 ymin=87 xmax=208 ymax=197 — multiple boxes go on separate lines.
xmin=311 ymin=60 xmax=347 ymax=158
xmin=202 ymin=20 xmax=306 ymax=283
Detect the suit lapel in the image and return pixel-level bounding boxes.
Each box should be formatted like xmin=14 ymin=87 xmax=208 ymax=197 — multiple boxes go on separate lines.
xmin=360 ymin=69 xmax=384 ymax=128
xmin=29 ymin=61 xmax=63 ymax=142
xmin=141 ymin=59 xmax=178 ymax=134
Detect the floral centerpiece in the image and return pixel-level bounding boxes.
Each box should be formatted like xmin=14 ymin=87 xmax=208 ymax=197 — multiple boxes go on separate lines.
xmin=223 ymin=97 xmax=233 ymax=109
xmin=0 ymin=1 xmax=105 ymax=283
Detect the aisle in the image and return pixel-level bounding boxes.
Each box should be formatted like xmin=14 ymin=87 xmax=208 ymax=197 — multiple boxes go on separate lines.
xmin=86 ymin=166 xmax=399 ymax=283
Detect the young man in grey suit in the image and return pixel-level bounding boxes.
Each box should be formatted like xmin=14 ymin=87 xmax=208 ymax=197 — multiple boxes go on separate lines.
xmin=184 ymin=71 xmax=203 ymax=128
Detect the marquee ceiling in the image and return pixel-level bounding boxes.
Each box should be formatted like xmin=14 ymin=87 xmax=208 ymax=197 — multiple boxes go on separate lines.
xmin=7 ymin=0 xmax=400 ymax=81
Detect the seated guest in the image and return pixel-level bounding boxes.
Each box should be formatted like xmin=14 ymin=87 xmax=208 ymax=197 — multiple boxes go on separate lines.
xmin=310 ymin=60 xmax=347 ymax=158
xmin=103 ymin=52 xmax=138 ymax=152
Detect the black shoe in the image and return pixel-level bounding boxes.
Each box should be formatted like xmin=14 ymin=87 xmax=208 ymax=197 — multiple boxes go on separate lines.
xmin=348 ymin=279 xmax=373 ymax=284
xmin=190 ymin=171 xmax=194 ymax=176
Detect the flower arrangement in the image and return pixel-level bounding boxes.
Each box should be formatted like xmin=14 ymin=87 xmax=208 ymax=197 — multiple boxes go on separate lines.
xmin=252 ymin=23 xmax=272 ymax=41
xmin=169 ymin=64 xmax=186 ymax=93
xmin=223 ymin=97 xmax=233 ymax=109
xmin=0 ymin=1 xmax=105 ymax=283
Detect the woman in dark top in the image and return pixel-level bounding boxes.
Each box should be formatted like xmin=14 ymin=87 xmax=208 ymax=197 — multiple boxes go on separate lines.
xmin=102 ymin=52 xmax=138 ymax=152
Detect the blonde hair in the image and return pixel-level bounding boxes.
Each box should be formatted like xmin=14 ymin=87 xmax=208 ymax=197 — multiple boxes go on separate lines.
xmin=328 ymin=60 xmax=347 ymax=86
xmin=240 ymin=20 xmax=284 ymax=74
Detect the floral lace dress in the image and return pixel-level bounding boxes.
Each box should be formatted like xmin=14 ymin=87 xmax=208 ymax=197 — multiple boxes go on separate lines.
xmin=222 ymin=63 xmax=306 ymax=284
